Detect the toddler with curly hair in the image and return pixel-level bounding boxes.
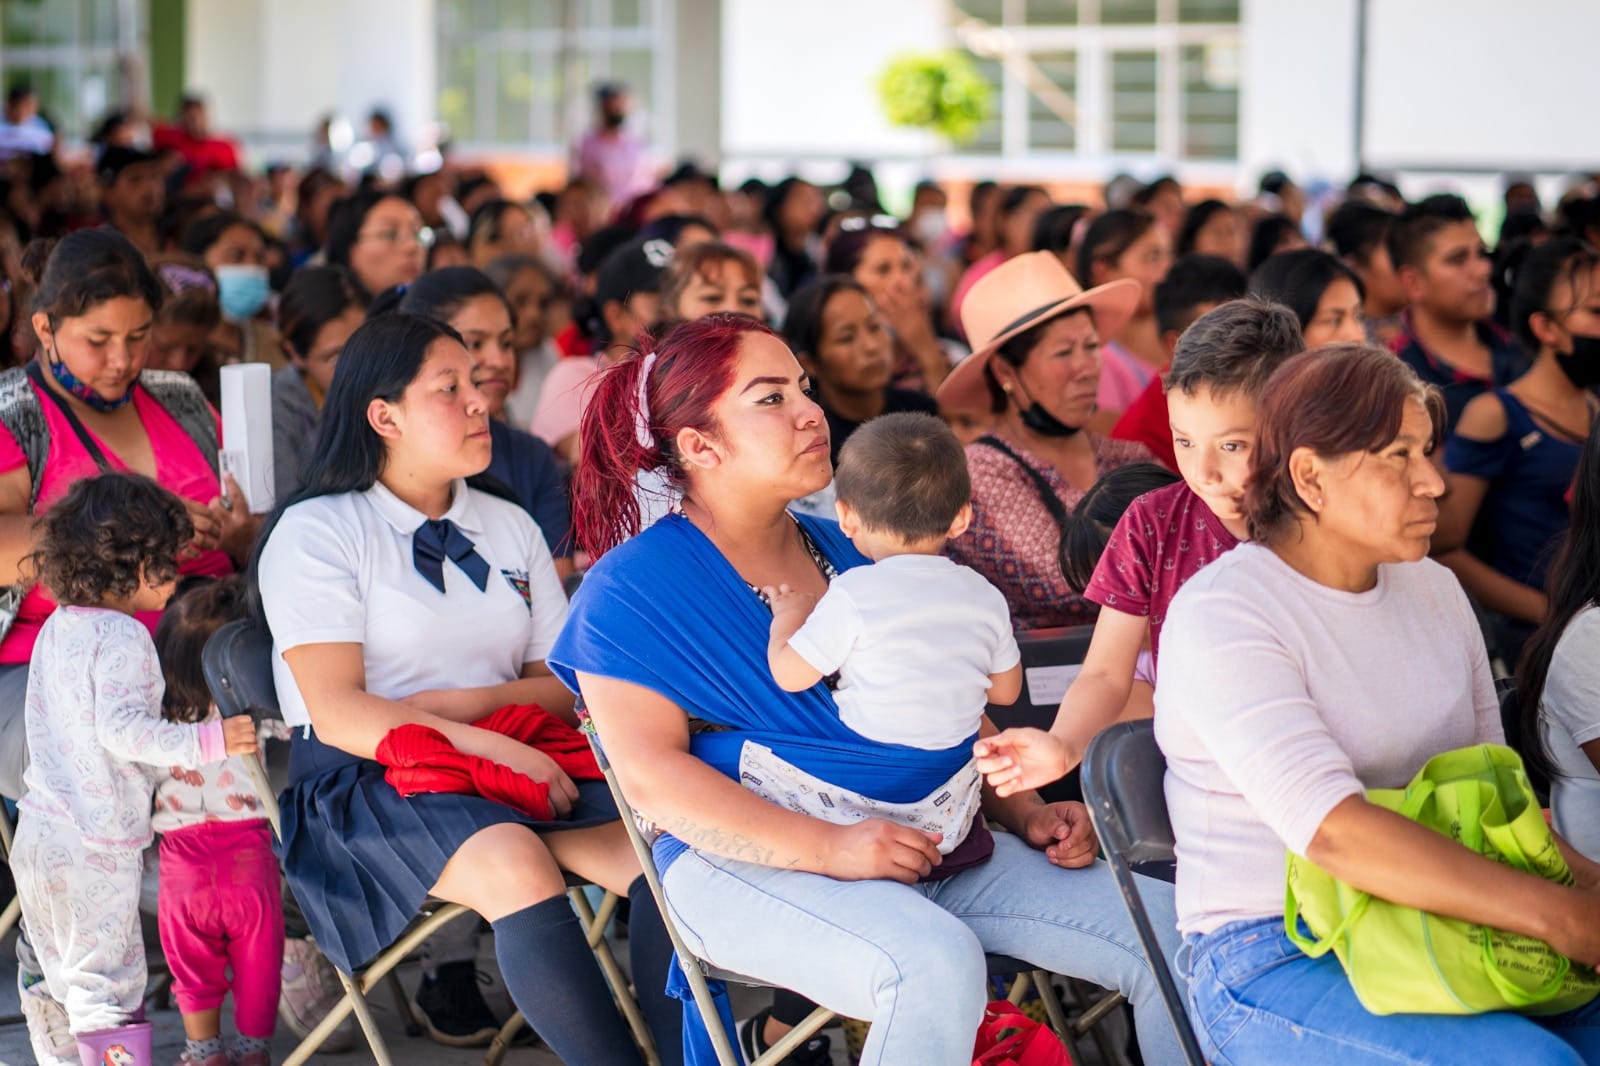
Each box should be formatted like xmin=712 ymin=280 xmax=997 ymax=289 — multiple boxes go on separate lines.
xmin=10 ymin=472 xmax=256 ymax=1066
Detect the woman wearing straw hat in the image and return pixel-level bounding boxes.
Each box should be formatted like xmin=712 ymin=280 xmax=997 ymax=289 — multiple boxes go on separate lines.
xmin=942 ymin=251 xmax=1154 ymax=629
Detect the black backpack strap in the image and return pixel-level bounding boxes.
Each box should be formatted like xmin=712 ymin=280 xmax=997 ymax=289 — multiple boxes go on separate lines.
xmin=27 ymin=361 xmax=112 ymax=472
xmin=977 ymin=433 xmax=1073 ymax=579
xmin=139 ymin=370 xmax=220 ymax=473
xmin=977 ymin=434 xmax=1071 ymax=527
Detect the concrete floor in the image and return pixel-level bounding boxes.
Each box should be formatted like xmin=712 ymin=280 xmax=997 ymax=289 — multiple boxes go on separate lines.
xmin=0 ymin=924 xmax=843 ymax=1066
xmin=0 ymin=925 xmax=572 ymax=1065
xmin=0 ymin=922 xmax=1125 ymax=1066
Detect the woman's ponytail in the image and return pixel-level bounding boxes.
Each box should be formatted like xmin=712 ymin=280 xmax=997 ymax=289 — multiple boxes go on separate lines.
xmin=571 ymin=349 xmax=661 ymax=560
xmin=569 ymin=313 xmax=777 ymax=560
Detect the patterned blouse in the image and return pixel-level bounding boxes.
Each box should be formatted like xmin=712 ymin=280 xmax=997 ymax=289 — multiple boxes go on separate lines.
xmin=947 ymin=430 xmax=1153 ymax=630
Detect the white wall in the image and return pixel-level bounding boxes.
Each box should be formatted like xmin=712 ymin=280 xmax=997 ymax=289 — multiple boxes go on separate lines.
xmin=1362 ymin=0 xmax=1600 ymax=172
xmin=1237 ymin=0 xmax=1360 ymax=186
xmin=185 ymin=0 xmax=435 ymax=160
xmin=181 ymin=0 xmax=1600 ymax=187
xmin=183 ymin=0 xmax=268 ymax=134
xmin=720 ymin=0 xmax=945 ymax=171
xmin=673 ymin=0 xmax=722 ymax=164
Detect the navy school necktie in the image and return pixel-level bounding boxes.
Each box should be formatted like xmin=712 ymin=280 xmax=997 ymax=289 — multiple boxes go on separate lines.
xmin=412 ymin=518 xmax=491 ymax=594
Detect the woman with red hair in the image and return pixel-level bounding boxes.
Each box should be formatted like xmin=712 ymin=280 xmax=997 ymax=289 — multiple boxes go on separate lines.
xmin=550 ymin=312 xmax=1186 ymax=1066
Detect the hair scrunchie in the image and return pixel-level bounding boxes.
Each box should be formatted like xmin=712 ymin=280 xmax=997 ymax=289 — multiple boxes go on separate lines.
xmin=633 ymin=351 xmax=658 ymax=449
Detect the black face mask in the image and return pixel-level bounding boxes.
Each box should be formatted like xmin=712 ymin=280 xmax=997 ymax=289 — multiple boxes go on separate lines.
xmin=601 ymin=110 xmax=627 ymax=131
xmin=1012 ymin=378 xmax=1084 ymax=438
xmin=1555 ymin=333 xmax=1600 ymax=389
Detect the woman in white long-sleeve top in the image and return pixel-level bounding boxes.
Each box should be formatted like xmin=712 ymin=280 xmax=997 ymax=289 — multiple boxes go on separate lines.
xmin=1157 ymin=342 xmax=1600 ymax=1065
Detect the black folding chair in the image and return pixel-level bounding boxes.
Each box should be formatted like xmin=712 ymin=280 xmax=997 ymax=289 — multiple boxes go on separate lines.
xmin=202 ymin=620 xmax=654 ymax=1066
xmin=0 ymin=800 xmax=17 ymax=942
xmin=987 ymin=625 xmax=1096 ymax=803
xmin=1080 ymin=720 xmax=1206 ymax=1066
xmin=0 ymin=800 xmax=20 ymax=1028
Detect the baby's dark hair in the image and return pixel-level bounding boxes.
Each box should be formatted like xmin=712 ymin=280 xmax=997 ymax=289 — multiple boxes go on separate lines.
xmin=834 ymin=412 xmax=970 ymax=543
xmin=32 ymin=472 xmax=193 ymax=609
xmin=155 ymin=574 xmax=247 ymax=724
xmin=1061 ymin=464 xmax=1182 ymax=593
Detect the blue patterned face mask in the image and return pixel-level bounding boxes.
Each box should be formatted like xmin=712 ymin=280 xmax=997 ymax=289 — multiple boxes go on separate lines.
xmin=213 ymin=264 xmax=271 ymax=322
xmin=47 ymin=350 xmax=135 ymax=412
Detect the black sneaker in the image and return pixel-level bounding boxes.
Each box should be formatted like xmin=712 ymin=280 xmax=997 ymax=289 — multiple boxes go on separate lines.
xmin=737 ymin=1006 xmax=833 ymax=1065
xmin=414 ymin=961 xmax=503 ymax=1047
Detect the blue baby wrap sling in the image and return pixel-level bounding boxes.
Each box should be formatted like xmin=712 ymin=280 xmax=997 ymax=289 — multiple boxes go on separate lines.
xmin=548 ymin=511 xmax=979 ymax=1064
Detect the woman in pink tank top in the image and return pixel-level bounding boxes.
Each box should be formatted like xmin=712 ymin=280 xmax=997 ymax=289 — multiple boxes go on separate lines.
xmin=0 ymin=229 xmax=254 ymax=800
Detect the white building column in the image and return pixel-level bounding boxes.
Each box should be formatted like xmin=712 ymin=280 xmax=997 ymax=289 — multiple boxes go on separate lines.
xmin=1237 ymin=0 xmax=1360 ymax=186
xmin=670 ymin=0 xmax=722 ymax=167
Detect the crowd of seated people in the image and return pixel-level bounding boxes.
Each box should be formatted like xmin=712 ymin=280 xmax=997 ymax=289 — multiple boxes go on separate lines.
xmin=6 ymin=77 xmax=1600 ymax=1066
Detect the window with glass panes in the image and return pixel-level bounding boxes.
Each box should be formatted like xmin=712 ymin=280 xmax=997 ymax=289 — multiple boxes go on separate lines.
xmin=435 ymin=0 xmax=665 ymax=152
xmin=953 ymin=0 xmax=1239 ymax=162
xmin=0 ymin=0 xmax=134 ymax=141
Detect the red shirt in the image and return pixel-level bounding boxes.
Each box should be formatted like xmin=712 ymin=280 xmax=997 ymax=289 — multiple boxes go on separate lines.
xmin=152 ymin=125 xmax=241 ymax=181
xmin=553 ymin=321 xmax=592 ymax=358
xmin=1082 ymin=481 xmax=1238 ymax=671
xmin=1111 ymin=373 xmax=1177 ymax=472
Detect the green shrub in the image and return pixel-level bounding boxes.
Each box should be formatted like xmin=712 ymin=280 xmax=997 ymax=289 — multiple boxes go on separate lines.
xmin=877 ymin=51 xmax=994 ymax=145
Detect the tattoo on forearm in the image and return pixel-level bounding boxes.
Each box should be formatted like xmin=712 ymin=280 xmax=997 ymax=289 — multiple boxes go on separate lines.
xmin=664 ymin=816 xmax=776 ymax=866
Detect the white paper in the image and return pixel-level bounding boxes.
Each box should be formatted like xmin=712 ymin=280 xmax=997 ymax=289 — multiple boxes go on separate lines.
xmin=219 ymin=363 xmax=275 ymax=514
xmin=1025 ymin=664 xmax=1081 ymax=708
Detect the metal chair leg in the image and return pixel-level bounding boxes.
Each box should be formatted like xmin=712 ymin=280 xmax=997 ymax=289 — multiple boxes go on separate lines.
xmin=281 ymin=904 xmax=472 ymax=1066
xmin=342 ymin=968 xmax=396 ymax=1066
xmin=0 ymin=893 xmax=19 ymax=942
xmin=1030 ymin=970 xmax=1080 ymax=1060
xmin=385 ymin=969 xmax=422 ymax=1037
xmin=484 ymin=1011 xmax=528 ymax=1066
xmin=284 ymin=966 xmax=384 ymax=1066
xmin=569 ymin=886 xmax=658 ymax=1065
xmin=753 ymin=1006 xmax=833 ymax=1065
xmin=1068 ymin=979 xmax=1131 ymax=1066
xmin=1033 ymin=971 xmax=1073 ymax=1034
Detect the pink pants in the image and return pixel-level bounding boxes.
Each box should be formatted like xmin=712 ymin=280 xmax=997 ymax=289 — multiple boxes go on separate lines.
xmin=157 ymin=819 xmax=284 ymax=1038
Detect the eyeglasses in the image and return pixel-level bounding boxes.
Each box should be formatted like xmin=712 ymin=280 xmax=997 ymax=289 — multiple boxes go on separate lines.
xmin=837 ymin=214 xmax=902 ymax=234
xmin=358 ymin=225 xmax=436 ymax=249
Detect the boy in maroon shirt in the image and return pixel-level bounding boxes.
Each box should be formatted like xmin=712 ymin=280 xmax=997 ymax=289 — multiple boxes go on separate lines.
xmin=978 ymin=298 xmax=1304 ymax=794
xmin=1111 ymin=255 xmax=1248 ymax=470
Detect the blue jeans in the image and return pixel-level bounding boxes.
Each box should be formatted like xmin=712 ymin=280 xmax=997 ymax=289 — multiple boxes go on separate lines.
xmin=1183 ymin=916 xmax=1600 ymax=1065
xmin=660 ymin=831 xmax=1186 ymax=1066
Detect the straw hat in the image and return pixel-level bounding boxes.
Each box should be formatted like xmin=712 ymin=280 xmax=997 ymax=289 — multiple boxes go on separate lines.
xmin=936 ymin=251 xmax=1141 ymax=411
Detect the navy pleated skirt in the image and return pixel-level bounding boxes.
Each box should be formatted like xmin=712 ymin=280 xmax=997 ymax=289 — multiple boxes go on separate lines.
xmin=276 ymin=729 xmax=619 ymax=974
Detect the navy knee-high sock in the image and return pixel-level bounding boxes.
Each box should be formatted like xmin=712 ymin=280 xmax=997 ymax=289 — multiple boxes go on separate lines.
xmin=627 ymin=875 xmax=686 ymax=1066
xmin=492 ymin=897 xmax=645 ymax=1066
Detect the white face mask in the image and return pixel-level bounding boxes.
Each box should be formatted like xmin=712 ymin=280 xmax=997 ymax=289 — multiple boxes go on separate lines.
xmin=912 ymin=207 xmax=949 ymax=246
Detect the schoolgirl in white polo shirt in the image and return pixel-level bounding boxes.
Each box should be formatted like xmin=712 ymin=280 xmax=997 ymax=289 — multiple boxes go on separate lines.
xmin=254 ymin=312 xmax=679 ymax=1065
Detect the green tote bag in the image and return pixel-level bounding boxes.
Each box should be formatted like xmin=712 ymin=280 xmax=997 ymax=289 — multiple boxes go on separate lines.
xmin=1284 ymin=743 xmax=1600 ymax=1016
